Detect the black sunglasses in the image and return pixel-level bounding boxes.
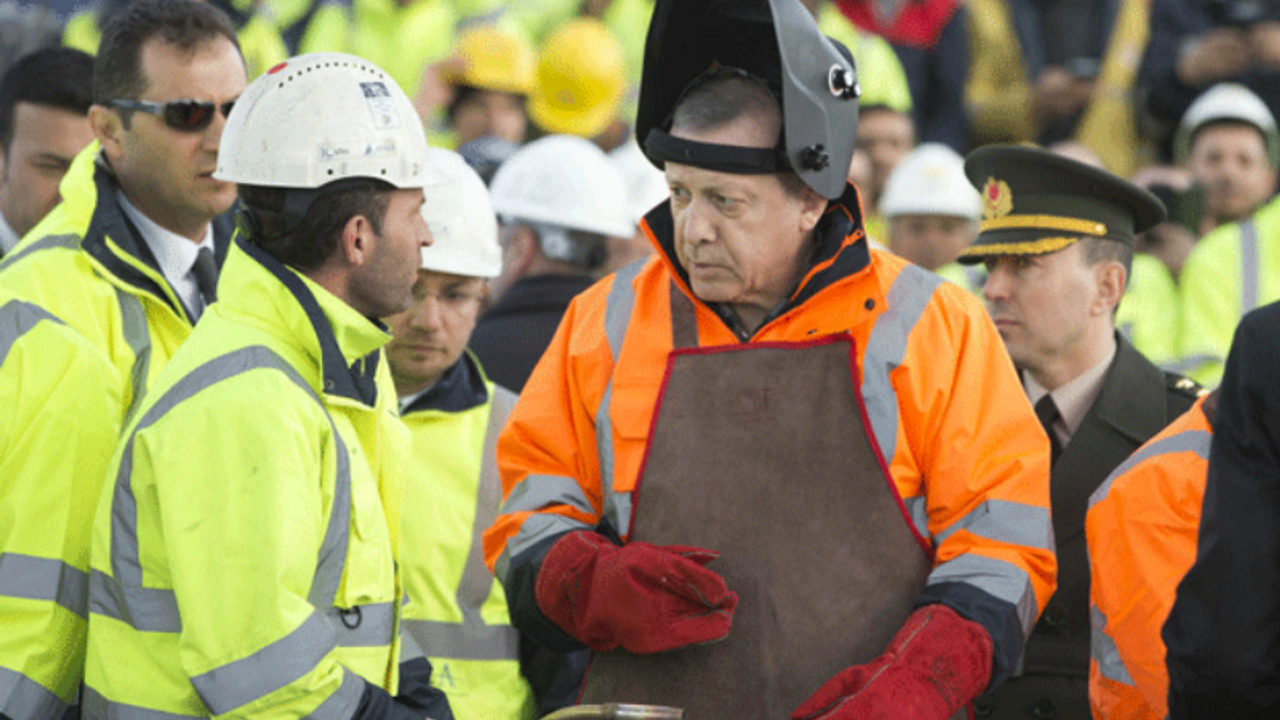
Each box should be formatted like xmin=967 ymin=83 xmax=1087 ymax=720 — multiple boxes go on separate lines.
xmin=108 ymin=98 xmax=236 ymax=133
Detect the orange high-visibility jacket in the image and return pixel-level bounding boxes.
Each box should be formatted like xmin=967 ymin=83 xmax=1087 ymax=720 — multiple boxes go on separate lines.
xmin=1086 ymin=395 xmax=1214 ymax=720
xmin=482 ymin=185 xmax=1057 ymax=685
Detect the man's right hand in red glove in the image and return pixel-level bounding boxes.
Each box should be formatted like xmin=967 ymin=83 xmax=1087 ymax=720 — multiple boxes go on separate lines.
xmin=534 ymin=530 xmax=738 ymax=653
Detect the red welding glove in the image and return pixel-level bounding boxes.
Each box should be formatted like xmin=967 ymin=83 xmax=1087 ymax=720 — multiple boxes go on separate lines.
xmin=534 ymin=530 xmax=738 ymax=654
xmin=791 ymin=604 xmax=993 ymax=720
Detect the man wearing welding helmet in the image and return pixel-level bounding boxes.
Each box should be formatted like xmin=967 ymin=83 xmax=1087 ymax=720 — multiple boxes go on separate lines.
xmin=483 ymin=2 xmax=1056 ymax=719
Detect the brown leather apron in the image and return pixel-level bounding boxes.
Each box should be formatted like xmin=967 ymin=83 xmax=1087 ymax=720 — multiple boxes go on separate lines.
xmin=580 ymin=329 xmax=935 ymax=719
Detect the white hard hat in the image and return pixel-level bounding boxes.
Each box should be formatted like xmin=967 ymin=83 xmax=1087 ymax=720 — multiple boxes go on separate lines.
xmin=215 ymin=53 xmax=439 ymax=189
xmin=419 ymin=147 xmax=501 ymax=278
xmin=610 ymin=137 xmax=670 ymax=228
xmin=879 ymin=143 xmax=981 ymax=220
xmin=489 ymin=135 xmax=633 ymax=238
xmin=1175 ymin=83 xmax=1280 ymax=166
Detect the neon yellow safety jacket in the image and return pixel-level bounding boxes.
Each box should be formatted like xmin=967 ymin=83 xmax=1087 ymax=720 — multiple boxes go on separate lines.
xmin=82 ymin=235 xmax=411 ymax=718
xmin=1177 ymin=193 xmax=1280 ymax=386
xmin=400 ymin=352 xmax=535 ymax=720
xmin=0 ymin=294 xmax=123 ymax=720
xmin=1117 ymin=253 xmax=1182 ymax=372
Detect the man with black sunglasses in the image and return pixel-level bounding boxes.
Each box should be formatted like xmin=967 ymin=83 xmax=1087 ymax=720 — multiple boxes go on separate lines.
xmin=0 ymin=2 xmax=244 ymax=717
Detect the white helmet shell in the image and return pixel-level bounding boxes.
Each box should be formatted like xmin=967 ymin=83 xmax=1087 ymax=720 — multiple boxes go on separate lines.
xmin=215 ymin=53 xmax=439 ymax=189
xmin=419 ymin=147 xmax=501 ymax=278
xmin=1175 ymin=83 xmax=1280 ymax=166
xmin=879 ymin=143 xmax=981 ymax=220
xmin=489 ymin=135 xmax=634 ymax=238
xmin=610 ymin=137 xmax=670 ymax=228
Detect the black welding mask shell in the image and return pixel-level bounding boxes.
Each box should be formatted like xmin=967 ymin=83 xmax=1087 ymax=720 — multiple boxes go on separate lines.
xmin=636 ymin=0 xmax=859 ymax=200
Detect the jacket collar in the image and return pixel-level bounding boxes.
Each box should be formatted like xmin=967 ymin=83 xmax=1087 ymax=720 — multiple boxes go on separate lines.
xmin=220 ymin=233 xmax=392 ymax=406
xmin=642 ymin=181 xmax=872 ymax=334
xmin=401 ymin=350 xmax=490 ymax=415
xmin=1085 ymin=331 xmax=1171 ymax=445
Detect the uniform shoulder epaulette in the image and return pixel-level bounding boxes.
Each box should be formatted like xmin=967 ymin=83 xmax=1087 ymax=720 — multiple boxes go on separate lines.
xmin=1166 ymin=373 xmax=1209 ymax=400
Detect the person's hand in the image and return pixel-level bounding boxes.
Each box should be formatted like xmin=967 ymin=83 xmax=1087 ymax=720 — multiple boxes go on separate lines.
xmin=1249 ymin=21 xmax=1280 ymax=70
xmin=1176 ymin=28 xmax=1252 ymax=87
xmin=790 ymin=605 xmax=993 ymax=720
xmin=535 ymin=530 xmax=738 ymax=653
xmin=1031 ymin=67 xmax=1093 ymax=122
xmin=413 ymin=55 xmax=467 ymax=122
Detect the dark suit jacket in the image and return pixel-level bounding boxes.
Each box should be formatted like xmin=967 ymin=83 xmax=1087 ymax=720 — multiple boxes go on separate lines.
xmin=980 ymin=333 xmax=1199 ymax=720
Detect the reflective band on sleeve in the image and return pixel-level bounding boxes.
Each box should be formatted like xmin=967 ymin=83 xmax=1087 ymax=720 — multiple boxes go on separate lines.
xmin=597 ymin=260 xmax=646 ymax=539
xmin=0 ymin=665 xmax=68 ymax=720
xmin=500 ymin=474 xmax=596 ymax=517
xmin=190 ymin=611 xmax=337 ymax=715
xmin=903 ymin=496 xmax=930 ymax=544
xmin=115 ymin=287 xmax=151 ymax=425
xmin=81 ymin=685 xmax=199 ymax=720
xmin=1090 ymin=604 xmax=1136 ymax=686
xmin=299 ymin=669 xmax=364 ymax=720
xmin=325 ymin=602 xmax=396 ymax=648
xmin=495 ymin=512 xmax=593 ymax=583
xmin=403 ymin=618 xmax=521 ymax=661
xmin=400 ymin=627 xmax=426 ymax=663
xmin=88 ymin=569 xmax=180 ymax=633
xmin=933 ymin=500 xmax=1055 ymax=551
xmin=861 ymin=266 xmax=944 ymax=467
xmin=1241 ymin=219 xmax=1260 ymax=315
xmin=0 ymin=233 xmax=81 ymax=271
xmin=0 ymin=552 xmax=90 ymax=619
xmin=0 ymin=299 xmax=64 ymax=364
xmin=927 ymin=553 xmax=1039 ymax=638
xmin=1088 ymin=430 xmax=1212 ymax=511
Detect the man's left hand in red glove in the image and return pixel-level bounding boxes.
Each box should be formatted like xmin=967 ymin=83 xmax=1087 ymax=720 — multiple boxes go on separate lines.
xmin=791 ymin=604 xmax=994 ymax=720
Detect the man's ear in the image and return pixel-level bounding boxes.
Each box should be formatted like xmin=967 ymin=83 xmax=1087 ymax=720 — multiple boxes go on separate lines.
xmin=797 ymin=186 xmax=829 ymax=234
xmin=89 ymin=105 xmax=124 ymax=160
xmin=341 ymin=213 xmax=376 ymax=267
xmin=1093 ymin=260 xmax=1127 ymax=316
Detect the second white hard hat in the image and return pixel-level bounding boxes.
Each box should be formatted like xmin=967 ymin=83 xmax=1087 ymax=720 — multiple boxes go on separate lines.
xmin=879 ymin=143 xmax=981 ymax=220
xmin=489 ymin=134 xmax=634 ymax=239
xmin=1175 ymin=82 xmax=1280 ymax=166
xmin=215 ymin=53 xmax=439 ymax=189
xmin=419 ymin=147 xmax=501 ymax=278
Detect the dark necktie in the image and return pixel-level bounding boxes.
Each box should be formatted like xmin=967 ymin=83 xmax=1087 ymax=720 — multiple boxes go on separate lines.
xmin=192 ymin=247 xmax=219 ymax=308
xmin=1035 ymin=394 xmax=1064 ymax=467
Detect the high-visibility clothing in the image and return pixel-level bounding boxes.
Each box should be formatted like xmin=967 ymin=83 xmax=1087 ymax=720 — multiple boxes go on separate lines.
xmin=1178 ymin=194 xmax=1280 ymax=386
xmin=62 ymin=6 xmax=287 ymax=80
xmin=82 ymin=235 xmax=410 ymax=718
xmin=400 ymin=353 xmax=536 ymax=720
xmin=1086 ymin=394 xmax=1214 ymax=720
xmin=936 ymin=261 xmax=985 ymax=295
xmin=816 ymin=3 xmax=914 ymax=114
xmin=0 ymin=144 xmax=217 ymax=419
xmin=0 ymin=295 xmax=123 ymax=720
xmin=1117 ymin=254 xmax=1182 ymax=371
xmin=483 ymin=185 xmax=1057 ymax=689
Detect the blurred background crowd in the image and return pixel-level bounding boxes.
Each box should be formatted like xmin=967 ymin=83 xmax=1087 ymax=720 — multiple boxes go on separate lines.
xmin=4 ymin=0 xmax=1280 ymax=387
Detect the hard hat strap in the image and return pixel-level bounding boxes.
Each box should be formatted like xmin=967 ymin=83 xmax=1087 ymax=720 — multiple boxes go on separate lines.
xmin=644 ymin=128 xmax=791 ymax=175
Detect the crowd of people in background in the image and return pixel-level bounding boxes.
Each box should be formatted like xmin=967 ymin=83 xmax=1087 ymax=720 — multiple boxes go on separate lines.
xmin=4 ymin=2 xmax=1280 ymax=720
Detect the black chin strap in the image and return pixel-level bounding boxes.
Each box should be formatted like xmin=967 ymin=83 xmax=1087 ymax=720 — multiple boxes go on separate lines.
xmin=644 ymin=128 xmax=792 ymax=175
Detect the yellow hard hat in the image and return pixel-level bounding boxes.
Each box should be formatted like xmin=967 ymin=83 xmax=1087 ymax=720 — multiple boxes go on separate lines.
xmin=449 ymin=25 xmax=537 ymax=96
xmin=528 ymin=18 xmax=626 ymax=139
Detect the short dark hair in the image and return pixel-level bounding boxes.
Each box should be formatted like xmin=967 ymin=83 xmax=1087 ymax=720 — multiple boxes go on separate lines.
xmin=238 ymin=181 xmax=396 ymax=271
xmin=669 ymin=71 xmax=808 ymax=197
xmin=0 ymin=47 xmax=94 ymax=153
xmin=1079 ymin=236 xmax=1133 ymax=281
xmin=93 ymin=0 xmax=240 ymax=111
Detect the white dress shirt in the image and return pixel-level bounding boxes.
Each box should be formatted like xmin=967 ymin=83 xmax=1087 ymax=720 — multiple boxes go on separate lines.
xmin=117 ymin=191 xmax=213 ymax=319
xmin=1024 ymin=340 xmax=1117 ymax=449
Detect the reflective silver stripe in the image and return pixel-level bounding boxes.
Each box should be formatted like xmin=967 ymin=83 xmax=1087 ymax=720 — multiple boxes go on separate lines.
xmin=861 ymin=266 xmax=944 ymax=466
xmin=325 ymin=602 xmax=396 ymax=647
xmin=107 ymin=345 xmax=351 ymax=611
xmin=0 ymin=665 xmax=68 ymax=720
xmin=1161 ymin=353 xmax=1221 ymax=375
xmin=1088 ymin=430 xmax=1212 ymax=511
xmin=191 ymin=611 xmax=336 ymax=714
xmin=81 ymin=686 xmax=197 ymax=720
xmin=495 ymin=512 xmax=593 ymax=583
xmin=404 ymin=618 xmax=521 ymax=661
xmin=88 ymin=569 xmax=180 ymax=633
xmin=0 ymin=299 xmax=64 ymax=364
xmin=1241 ymin=218 xmax=1260 ymax=314
xmin=500 ymin=474 xmax=596 ymax=517
xmin=0 ymin=233 xmax=80 ymax=270
xmin=903 ymin=496 xmax=930 ymax=542
xmin=1090 ymin=604 xmax=1135 ymax=686
xmin=927 ymin=552 xmax=1039 ymax=638
xmin=0 ymin=552 xmax=90 ymax=619
xmin=115 ymin=287 xmax=152 ymax=424
xmin=934 ymin=500 xmax=1054 ymax=551
xmin=400 ymin=627 xmax=426 ymax=663
xmin=598 ymin=260 xmax=646 ymax=539
xmin=300 ymin=669 xmax=364 ymax=720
